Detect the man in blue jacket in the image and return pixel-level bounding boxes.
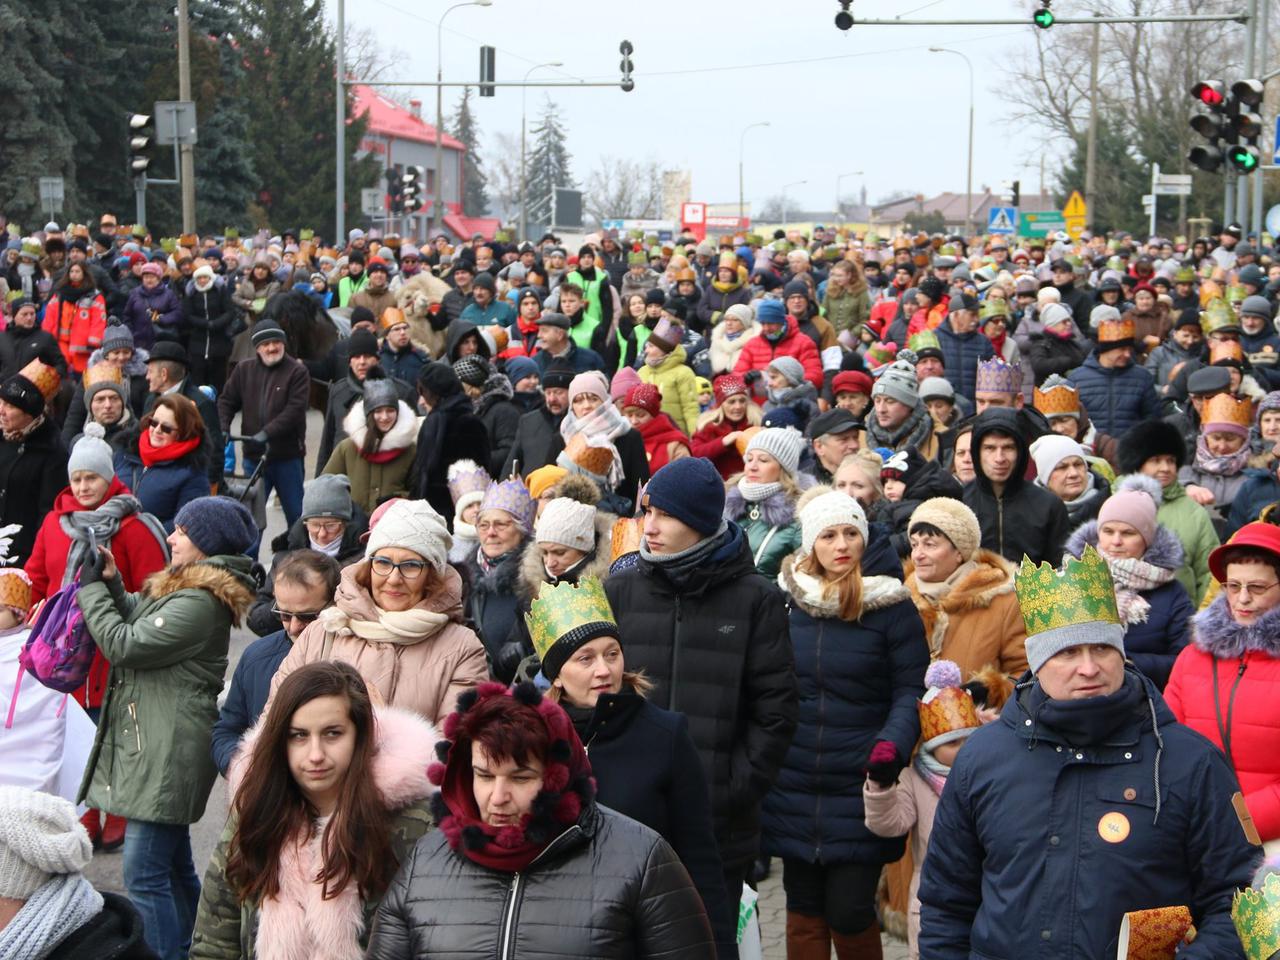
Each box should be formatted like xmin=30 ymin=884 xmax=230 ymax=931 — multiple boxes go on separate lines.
xmin=210 ymin=549 xmax=339 ymax=775
xmin=1066 ymin=316 xmax=1163 ymax=435
xmin=918 ymin=548 xmax=1256 ymax=959
xmin=935 ymin=291 xmax=994 ymax=403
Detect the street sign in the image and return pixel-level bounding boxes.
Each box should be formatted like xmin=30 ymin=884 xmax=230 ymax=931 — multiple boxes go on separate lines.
xmin=153 ymin=101 xmax=198 ymax=145
xmin=1156 ymin=173 xmax=1194 ymax=186
xmin=680 ymin=202 xmax=706 ymax=226
xmin=987 ymin=206 xmax=1018 ymax=234
xmin=1153 ymin=183 xmax=1193 ymax=196
xmin=38 ymin=177 xmax=64 ymax=209
xmin=360 ymin=188 xmax=383 ymax=217
xmin=1063 ymin=190 xmax=1087 ymax=238
xmin=1020 ymin=211 xmax=1066 ymax=237
xmin=1142 ymin=194 xmax=1155 ymax=207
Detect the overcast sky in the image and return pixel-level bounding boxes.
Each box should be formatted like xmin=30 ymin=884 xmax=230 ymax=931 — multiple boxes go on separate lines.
xmin=336 ymin=0 xmax=1061 ymax=214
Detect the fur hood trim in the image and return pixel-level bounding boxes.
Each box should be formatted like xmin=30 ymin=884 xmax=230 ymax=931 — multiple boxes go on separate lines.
xmin=904 ymin=549 xmax=1015 ymax=614
xmin=341 ymin=399 xmax=419 ymax=453
xmin=516 ymin=512 xmax=616 ymax=602
xmin=467 ymin=544 xmax=526 ymax=596
xmin=1064 ymin=520 xmax=1184 ymax=572
xmin=778 ymin=552 xmax=909 ymax=618
xmin=142 ymin=560 xmax=254 ymax=624
xmin=724 ymin=475 xmax=815 ymax=526
xmin=1192 ymin=593 xmax=1280 ymax=658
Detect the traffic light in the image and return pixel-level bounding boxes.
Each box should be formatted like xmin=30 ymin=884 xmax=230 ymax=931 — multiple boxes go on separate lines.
xmin=402 ymin=165 xmax=426 ymax=214
xmin=386 ymin=167 xmax=403 ymax=210
xmin=127 ymin=114 xmax=153 ymax=175
xmin=834 ymin=0 xmax=854 ymax=30
xmin=1187 ymin=80 xmax=1227 ymax=172
xmin=619 ymin=40 xmax=634 ymax=93
xmin=1032 ymin=3 xmax=1054 ymax=28
xmin=479 ymin=46 xmax=496 ymax=98
xmin=1011 ymin=180 xmax=1021 ymax=208
xmin=1226 ymin=78 xmax=1263 ymax=173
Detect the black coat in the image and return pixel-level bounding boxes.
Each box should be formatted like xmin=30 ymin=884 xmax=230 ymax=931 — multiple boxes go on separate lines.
xmin=1022 ymin=330 xmax=1089 ymax=386
xmin=502 ymin=404 xmax=563 ymax=478
xmin=46 ymin=892 xmax=159 ymax=960
xmin=0 ymin=416 xmax=66 ymax=564
xmin=410 ymin=394 xmax=490 ymax=521
xmin=465 ymin=546 xmax=526 ymax=661
xmin=0 ymin=324 xmax=66 ymax=382
xmin=366 ymin=806 xmax=714 ymax=960
xmin=604 ymin=523 xmax=798 ymax=870
xmin=477 ymin=391 xmax=523 ymax=478
xmin=183 ymin=280 xmax=240 ymax=362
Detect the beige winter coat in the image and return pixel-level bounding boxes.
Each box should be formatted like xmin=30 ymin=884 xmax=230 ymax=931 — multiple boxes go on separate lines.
xmin=863 ymin=770 xmax=939 ymax=960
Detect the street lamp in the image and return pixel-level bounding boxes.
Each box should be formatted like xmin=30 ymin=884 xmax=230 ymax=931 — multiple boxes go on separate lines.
xmin=929 ymin=47 xmax=974 ymax=236
xmin=520 ymin=60 xmax=564 ymax=241
xmin=780 ymin=179 xmax=807 ymax=230
xmin=738 ymin=121 xmax=770 ymax=222
xmin=436 ymin=0 xmax=492 ymax=237
xmin=835 ymin=170 xmax=862 ymax=223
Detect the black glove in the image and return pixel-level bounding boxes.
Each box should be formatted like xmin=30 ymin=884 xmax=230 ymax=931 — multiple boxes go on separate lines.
xmin=865 ymin=740 xmax=905 ymax=787
xmin=744 ymin=369 xmax=763 ymax=385
xmin=79 ymin=548 xmax=105 ymax=586
xmin=244 ymin=430 xmax=269 ymax=460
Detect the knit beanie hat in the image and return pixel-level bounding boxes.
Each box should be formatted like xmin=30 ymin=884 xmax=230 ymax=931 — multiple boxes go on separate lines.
xmin=504 ymin=356 xmax=538 ymax=388
xmin=364 ymin=498 xmax=452 ymax=572
xmin=1039 ymin=303 xmax=1073 ymax=329
xmin=644 ymin=287 xmax=667 ymax=306
xmin=767 ymin=356 xmax=805 ymax=387
xmin=251 ymin=319 xmax=287 ymax=346
xmin=479 ymin=479 xmax=537 ymax=534
xmin=1097 ymin=481 xmax=1159 ymax=547
xmin=746 ymin=426 xmax=804 ymax=477
xmin=525 ymin=465 xmax=569 ymax=501
xmin=174 ymin=496 xmax=259 ymax=558
xmin=0 ymin=568 xmax=31 ymax=617
xmin=348 ymin=328 xmax=379 ymax=359
xmin=919 ymin=376 xmax=955 ymax=403
xmin=453 ymin=355 xmax=491 ymax=388
xmin=100 ymin=320 xmax=135 ymax=355
xmin=535 ymin=497 xmax=596 ymax=552
xmin=624 ymin=383 xmax=662 ymax=417
xmin=908 ymin=497 xmax=981 ymax=562
xmin=67 ymin=422 xmax=115 ymax=481
xmin=724 ymin=303 xmax=754 ymax=326
xmin=610 ymin=366 xmax=642 ymax=403
xmin=799 ymin=490 xmax=868 ymax=556
xmin=1029 ymin=434 xmax=1085 ymax=482
xmin=0 ymin=787 xmax=94 ymax=899
xmin=568 ymin=370 xmax=610 ymax=405
xmin=1089 ymin=303 xmax=1123 ymax=328
xmin=872 ymin=358 xmax=920 ymax=408
xmin=756 ymin=298 xmax=786 ymax=326
xmin=713 ymin=374 xmax=748 ymax=405
xmin=301 ymin=473 xmax=354 ymax=522
xmin=644 ymin=458 xmax=725 ymax=537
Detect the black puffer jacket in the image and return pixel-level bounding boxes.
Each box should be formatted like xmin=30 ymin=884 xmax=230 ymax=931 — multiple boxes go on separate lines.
xmin=366 ymin=806 xmax=714 ymax=960
xmin=465 ymin=546 xmax=526 ymax=662
xmin=0 ymin=417 xmax=68 ymax=564
xmin=604 ymin=523 xmax=798 ymax=870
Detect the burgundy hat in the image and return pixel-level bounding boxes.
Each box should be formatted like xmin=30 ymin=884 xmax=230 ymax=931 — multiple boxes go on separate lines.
xmin=1209 ymin=521 xmax=1280 ymax=583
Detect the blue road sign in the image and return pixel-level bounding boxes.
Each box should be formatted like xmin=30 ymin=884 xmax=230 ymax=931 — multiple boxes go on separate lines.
xmin=988 ymin=206 xmax=1018 ymax=234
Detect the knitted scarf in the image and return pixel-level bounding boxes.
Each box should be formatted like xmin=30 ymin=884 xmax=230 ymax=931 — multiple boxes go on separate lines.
xmin=1105 ymin=554 xmax=1177 ymax=625
xmin=318 ymin=601 xmax=448 ymax=644
xmin=2 ymin=413 xmax=44 ymax=444
xmin=640 ymin=520 xmax=733 ymax=586
xmin=0 ymin=873 xmax=103 ymax=960
xmin=59 ymin=494 xmax=164 ymax=585
xmin=1193 ymin=433 xmax=1250 ymax=477
xmin=738 ymin=480 xmax=784 ymax=503
xmin=138 ymin=429 xmax=200 ymax=467
xmin=913 ymin=749 xmax=951 ymax=797
xmin=865 ymin=402 xmax=933 ymax=451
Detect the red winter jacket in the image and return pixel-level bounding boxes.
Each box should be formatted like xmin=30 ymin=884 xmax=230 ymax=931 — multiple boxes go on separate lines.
xmin=636 ymin=412 xmax=690 ymax=473
xmin=25 ymin=477 xmax=169 ymax=707
xmin=733 ymin=315 xmax=822 ymax=399
xmin=1164 ymin=602 xmax=1280 ymax=842
xmin=690 ymin=415 xmax=748 ymax=480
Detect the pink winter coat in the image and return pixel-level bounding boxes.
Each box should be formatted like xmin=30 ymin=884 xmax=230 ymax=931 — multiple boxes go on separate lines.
xmin=863 ymin=769 xmax=940 ymax=960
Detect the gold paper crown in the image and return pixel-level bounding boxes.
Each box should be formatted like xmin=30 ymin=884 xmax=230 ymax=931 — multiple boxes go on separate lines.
xmin=610 ymin=516 xmax=642 ymax=563
xmin=18 ymin=358 xmax=60 ymax=401
xmin=1233 ymin=870 xmax=1280 ymax=960
xmin=1210 ymin=340 xmax=1245 ymax=365
xmin=1097 ymin=317 xmax=1136 ymax=344
xmin=1202 ymin=297 xmax=1240 ymax=335
xmin=1203 ymin=393 xmax=1253 ymax=430
xmin=525 ymin=576 xmax=617 ymax=663
xmin=83 ymin=362 xmax=125 ymax=389
xmin=919 ymin=687 xmax=980 ymax=742
xmin=1033 ymin=381 xmax=1080 ymax=418
xmin=1014 ymin=546 xmax=1120 ymax=639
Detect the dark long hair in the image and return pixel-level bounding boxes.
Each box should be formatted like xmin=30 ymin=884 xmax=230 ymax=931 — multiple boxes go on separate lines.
xmin=224 ymin=661 xmax=396 ymax=904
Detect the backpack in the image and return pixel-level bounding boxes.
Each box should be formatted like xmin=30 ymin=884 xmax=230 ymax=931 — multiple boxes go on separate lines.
xmin=18 ymin=578 xmax=96 ymax=694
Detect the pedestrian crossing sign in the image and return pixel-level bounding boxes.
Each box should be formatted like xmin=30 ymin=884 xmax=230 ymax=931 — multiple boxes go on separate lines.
xmin=987 ymin=206 xmax=1018 ymax=235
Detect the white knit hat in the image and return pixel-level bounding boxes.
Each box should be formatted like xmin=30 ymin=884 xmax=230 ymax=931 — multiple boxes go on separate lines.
xmin=799 ymin=490 xmax=868 ymax=556
xmin=746 ymin=427 xmax=804 ymax=477
xmin=67 ymin=422 xmax=115 ymax=481
xmin=1029 ymin=434 xmax=1085 ymax=483
xmin=364 ymin=499 xmax=453 ymax=572
xmin=535 ymin=497 xmax=596 ymax=552
xmin=0 ymin=787 xmax=93 ymax=899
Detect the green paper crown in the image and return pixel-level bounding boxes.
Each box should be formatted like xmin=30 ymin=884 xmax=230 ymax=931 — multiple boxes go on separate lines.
xmin=525 ymin=576 xmax=616 ymax=663
xmin=1014 ymin=546 xmax=1120 ymax=639
xmin=980 ymin=298 xmax=1011 ymax=319
xmin=1233 ymin=870 xmax=1280 ymax=960
xmin=908 ymin=330 xmax=941 ymax=354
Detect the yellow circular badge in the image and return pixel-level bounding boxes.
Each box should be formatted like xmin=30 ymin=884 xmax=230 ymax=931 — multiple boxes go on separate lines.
xmin=1098 ymin=811 xmax=1130 ymax=843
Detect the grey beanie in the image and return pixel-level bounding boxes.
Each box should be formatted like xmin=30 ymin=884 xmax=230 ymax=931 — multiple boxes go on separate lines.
xmin=767 ymin=355 xmax=806 ymax=387
xmin=919 ymin=376 xmax=955 ymax=403
xmin=362 ymin=373 xmax=400 ymax=412
xmin=100 ymin=321 xmax=135 ymax=355
xmin=535 ymin=497 xmax=596 ymax=552
xmin=0 ymin=786 xmax=94 ymax=899
xmin=84 ymin=376 xmax=128 ymax=406
xmin=745 ymin=426 xmax=805 ymax=477
xmin=67 ymin=422 xmax=115 ymax=481
xmin=1241 ymin=295 xmax=1273 ymax=321
xmin=872 ymin=358 xmax=920 ymax=407
xmin=1026 ymin=621 xmax=1126 ymax=675
xmin=301 ymin=474 xmax=354 ymax=522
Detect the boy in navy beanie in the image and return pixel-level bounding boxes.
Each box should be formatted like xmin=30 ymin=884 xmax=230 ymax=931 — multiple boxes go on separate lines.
xmin=642 ymin=457 xmax=726 ymax=541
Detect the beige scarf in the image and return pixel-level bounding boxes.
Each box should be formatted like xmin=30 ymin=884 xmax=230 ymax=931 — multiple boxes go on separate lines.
xmin=319 ymin=604 xmax=449 ymax=644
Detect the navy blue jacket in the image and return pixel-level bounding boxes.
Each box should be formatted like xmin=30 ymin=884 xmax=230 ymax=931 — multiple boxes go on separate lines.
xmin=1066 ymin=353 xmax=1162 ymax=436
xmin=533 ymin=341 xmax=604 ymax=375
xmin=1226 ymin=467 xmax=1280 ymax=536
xmin=111 ymin=442 xmax=211 ymax=532
xmin=918 ymin=670 xmax=1255 ymax=960
xmin=1241 ymin=328 xmax=1280 ymax=390
xmin=762 ymin=570 xmax=927 ymax=865
xmin=935 ymin=318 xmax=994 ymax=402
xmin=210 ymin=630 xmax=292 ymax=775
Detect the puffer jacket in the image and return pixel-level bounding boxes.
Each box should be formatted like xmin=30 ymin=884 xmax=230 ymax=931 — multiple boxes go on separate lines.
xmin=121 ymin=282 xmax=180 ymax=350
xmin=733 ymin=316 xmax=823 ymax=397
xmin=762 ymin=558 xmax=927 ymax=865
xmin=635 ymin=411 xmax=690 ymax=473
xmin=1225 ymin=467 xmax=1280 ymax=537
xmin=724 ymin=482 xmax=803 ymax=579
xmin=919 ymin=668 xmax=1256 ymax=959
xmin=183 ymin=278 xmax=239 ymax=362
xmin=365 ymin=804 xmax=714 ymax=960
xmin=271 ymin=561 xmax=487 ymax=725
xmin=604 ymin=522 xmax=798 ymax=871
xmin=690 ymin=411 xmax=754 ymax=480
xmin=638 ymin=344 xmax=701 ymax=435
xmin=935 ymin=317 xmax=995 ymax=402
xmin=707 ymin=317 xmax=760 ymax=376
xmin=1157 ymin=480 xmax=1219 ymax=604
xmin=1065 ymin=353 xmax=1163 ymax=436
xmin=112 ymin=434 xmax=211 ymax=533
xmin=1165 ymin=596 xmax=1280 ymax=842
xmin=77 ymin=555 xmax=256 ymax=824
xmin=465 ymin=545 xmax=527 ymax=663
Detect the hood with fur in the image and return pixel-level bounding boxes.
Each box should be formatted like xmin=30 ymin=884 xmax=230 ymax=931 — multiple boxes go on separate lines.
xmin=143 ymin=556 xmax=255 ymax=625
xmin=341 ymin=398 xmax=419 ymax=453
xmin=516 ymin=510 xmax=616 ymax=602
xmin=1192 ymin=594 xmax=1280 ymax=659
xmin=1064 ymin=520 xmax=1184 ymax=572
xmin=334 ymin=559 xmax=466 ymax=625
xmin=725 ymin=474 xmax=815 ymax=526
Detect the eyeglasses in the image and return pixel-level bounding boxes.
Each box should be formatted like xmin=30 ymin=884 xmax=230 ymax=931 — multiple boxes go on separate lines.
xmin=1223 ymin=580 xmax=1280 ymax=598
xmin=476 ymin=519 xmax=514 ymax=534
xmin=305 ymin=519 xmax=344 ymax=534
xmin=149 ymin=420 xmax=177 ymax=436
xmin=370 ymin=556 xmax=428 ymax=580
xmin=272 ymin=606 xmax=324 ymax=624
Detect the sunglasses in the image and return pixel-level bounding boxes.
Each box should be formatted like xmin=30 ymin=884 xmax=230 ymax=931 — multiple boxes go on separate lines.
xmin=272 ymin=606 xmax=324 ymax=624
xmin=149 ymin=420 xmax=177 ymax=436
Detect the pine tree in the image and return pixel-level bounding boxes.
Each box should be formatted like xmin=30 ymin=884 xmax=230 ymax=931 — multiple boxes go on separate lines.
xmin=1054 ymin=117 xmax=1148 ymax=234
xmin=450 ymin=87 xmax=489 ymax=216
xmin=526 ymin=97 xmax=574 ymax=220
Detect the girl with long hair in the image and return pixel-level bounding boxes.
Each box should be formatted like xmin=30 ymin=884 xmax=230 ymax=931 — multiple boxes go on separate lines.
xmin=191 ymin=660 xmax=436 ymax=960
xmin=323 ymin=371 xmax=418 ymax=513
xmin=690 ymin=374 xmax=763 ymax=480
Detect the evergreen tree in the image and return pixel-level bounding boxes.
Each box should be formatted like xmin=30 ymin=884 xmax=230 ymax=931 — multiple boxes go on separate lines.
xmin=1054 ymin=117 xmax=1147 ymax=235
xmin=450 ymin=87 xmax=488 ymax=216
xmin=526 ymin=97 xmax=574 ymax=220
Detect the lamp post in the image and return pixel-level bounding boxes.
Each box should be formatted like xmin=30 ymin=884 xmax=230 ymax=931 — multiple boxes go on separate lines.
xmin=436 ymin=0 xmax=492 ymax=236
xmin=780 ymin=179 xmax=807 ymax=232
xmin=738 ymin=121 xmax=770 ymax=223
xmin=929 ymin=47 xmax=974 ymax=236
xmin=520 ymin=60 xmax=564 ymax=241
xmin=835 ymin=170 xmax=862 ymax=224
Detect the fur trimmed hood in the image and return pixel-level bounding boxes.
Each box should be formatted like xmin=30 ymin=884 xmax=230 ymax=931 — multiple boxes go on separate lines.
xmin=341 ymin=398 xmax=419 ymax=454
xmin=516 ymin=511 xmax=616 ymax=602
xmin=778 ymin=552 xmax=909 ymax=619
xmin=1064 ymin=519 xmax=1185 ymax=572
xmin=724 ymin=474 xmax=815 ymax=526
xmin=904 ymin=549 xmax=1016 ymax=615
xmin=143 ymin=556 xmax=255 ymax=624
xmin=1192 ymin=593 xmax=1280 ymax=658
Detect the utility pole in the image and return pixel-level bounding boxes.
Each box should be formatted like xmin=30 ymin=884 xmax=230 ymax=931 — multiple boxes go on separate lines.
xmin=335 ymin=0 xmax=346 ymax=243
xmin=1237 ymin=0 xmax=1258 ymax=226
xmin=1084 ymin=15 xmax=1100 ymax=232
xmin=176 ymin=0 xmax=196 ymax=233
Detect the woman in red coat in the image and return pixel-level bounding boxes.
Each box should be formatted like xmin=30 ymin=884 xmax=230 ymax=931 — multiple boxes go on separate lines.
xmin=23 ymin=424 xmax=168 ymax=849
xmin=621 ymin=383 xmax=690 ymax=473
xmin=1165 ymin=521 xmax=1280 ymax=847
xmin=733 ymin=301 xmax=823 ymax=402
xmin=690 ymin=374 xmax=763 ymax=480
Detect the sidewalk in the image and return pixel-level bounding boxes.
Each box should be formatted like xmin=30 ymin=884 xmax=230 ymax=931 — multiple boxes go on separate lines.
xmin=756 ymin=871 xmax=911 ymax=960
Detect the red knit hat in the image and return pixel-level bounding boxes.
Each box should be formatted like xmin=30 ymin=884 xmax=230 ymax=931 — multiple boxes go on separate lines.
xmin=713 ymin=374 xmax=747 ymax=406
xmin=832 ymin=370 xmax=873 ymax=397
xmin=624 ymin=383 xmax=662 ymax=416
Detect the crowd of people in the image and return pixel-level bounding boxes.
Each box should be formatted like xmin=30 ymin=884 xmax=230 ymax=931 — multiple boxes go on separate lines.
xmin=2 ymin=214 xmax=1280 ymax=960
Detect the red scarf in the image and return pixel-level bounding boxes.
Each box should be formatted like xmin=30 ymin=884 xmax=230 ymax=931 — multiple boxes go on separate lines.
xmin=360 ymin=447 xmax=403 ymax=464
xmin=428 ymin=682 xmax=594 ymax=874
xmin=986 ymin=329 xmax=1007 ymax=355
xmin=138 ymin=429 xmax=201 ymax=467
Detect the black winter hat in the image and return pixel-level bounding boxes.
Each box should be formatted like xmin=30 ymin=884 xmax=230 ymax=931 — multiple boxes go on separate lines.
xmin=472 ymin=272 xmax=496 ymax=292
xmin=919 ymin=277 xmax=946 ymax=302
xmin=418 ymin=361 xmax=462 ymax=399
xmin=349 ymin=306 xmax=376 ymax=328
xmin=644 ymin=287 xmax=666 ymax=306
xmin=1115 ymin=419 xmax=1187 ymax=474
xmin=348 ymin=328 xmax=379 ymax=359
xmin=783 ymin=279 xmax=810 ymax=301
xmin=541 ymin=359 xmax=575 ymax=390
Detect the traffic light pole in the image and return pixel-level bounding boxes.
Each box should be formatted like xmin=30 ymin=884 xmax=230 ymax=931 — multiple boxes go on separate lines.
xmin=839 ymin=13 xmax=1245 ymax=25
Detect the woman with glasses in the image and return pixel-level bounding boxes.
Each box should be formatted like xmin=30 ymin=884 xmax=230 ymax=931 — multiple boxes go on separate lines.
xmin=112 ymin=393 xmax=211 ymax=532
xmin=270 ymin=498 xmax=486 ymax=725
xmin=1165 ymin=521 xmax=1280 ymax=849
xmin=465 ymin=478 xmax=537 ymax=665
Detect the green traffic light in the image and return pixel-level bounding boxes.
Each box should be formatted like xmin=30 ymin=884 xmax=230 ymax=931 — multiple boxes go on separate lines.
xmin=1033 ymin=7 xmax=1055 ymax=27
xmin=1228 ymin=146 xmax=1259 ymax=172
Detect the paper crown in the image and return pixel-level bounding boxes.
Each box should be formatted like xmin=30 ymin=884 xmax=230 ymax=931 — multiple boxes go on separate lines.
xmin=908 ymin=330 xmax=942 ymax=356
xmin=865 ymin=341 xmax=898 ymax=370
xmin=18 ymin=358 xmax=60 ymax=401
xmin=1210 ymin=340 xmax=1245 ymax=365
xmin=1097 ymin=317 xmax=1136 ymax=344
xmin=83 ymin=362 xmax=125 ymax=389
xmin=648 ymin=317 xmax=684 ymax=351
xmin=1202 ymin=393 xmax=1253 ymax=430
xmin=610 ymin=515 xmax=643 ymax=563
xmin=1015 ymin=546 xmax=1121 ymax=639
xmin=379 ymin=307 xmax=408 ymax=330
xmin=1033 ymin=375 xmax=1081 ymax=418
xmin=918 ymin=661 xmax=981 ymax=743
xmin=525 ymin=576 xmax=617 ymax=664
xmin=1226 ymin=284 xmax=1248 ymax=304
xmin=975 ymin=356 xmax=1022 ymax=396
xmin=0 ymin=567 xmax=31 ymax=613
xmin=447 ymin=459 xmax=491 ymax=506
xmin=1234 ymin=864 xmax=1280 ymax=960
xmin=979 ymin=297 xmax=1011 ymax=319
xmin=1202 ymin=297 xmax=1241 ymax=335
xmin=478 ymin=478 xmax=535 ymax=532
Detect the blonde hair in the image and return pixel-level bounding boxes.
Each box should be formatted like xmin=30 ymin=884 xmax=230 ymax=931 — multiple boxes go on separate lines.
xmin=548 ymin=670 xmax=653 ymax=703
xmin=695 ymin=398 xmax=763 ymax=432
xmin=838 ymin=450 xmax=884 ymax=501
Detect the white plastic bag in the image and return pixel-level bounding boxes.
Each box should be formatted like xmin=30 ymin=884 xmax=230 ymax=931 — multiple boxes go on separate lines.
xmin=737 ymin=882 xmax=762 ymax=960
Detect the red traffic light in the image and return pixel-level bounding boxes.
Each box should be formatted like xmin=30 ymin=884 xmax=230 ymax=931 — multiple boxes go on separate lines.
xmin=1190 ymin=80 xmax=1225 ymax=108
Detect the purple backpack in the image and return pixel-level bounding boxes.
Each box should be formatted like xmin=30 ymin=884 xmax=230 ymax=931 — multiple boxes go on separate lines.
xmin=19 ymin=578 xmax=96 ymax=694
